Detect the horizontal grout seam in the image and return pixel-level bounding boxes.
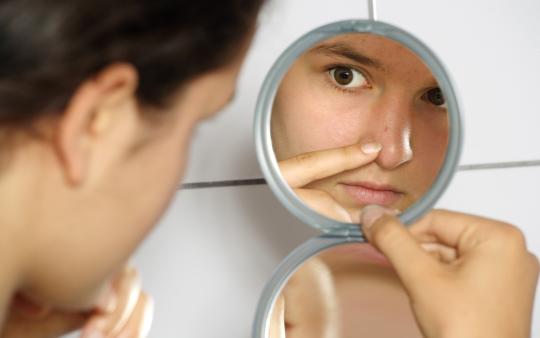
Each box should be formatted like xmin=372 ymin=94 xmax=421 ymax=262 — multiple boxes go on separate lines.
xmin=179 ymin=159 xmax=540 ymax=190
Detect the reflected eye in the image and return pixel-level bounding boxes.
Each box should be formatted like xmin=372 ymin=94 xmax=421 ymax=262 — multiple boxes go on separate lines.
xmin=329 ymin=66 xmax=368 ymax=88
xmin=422 ymin=87 xmax=446 ymax=107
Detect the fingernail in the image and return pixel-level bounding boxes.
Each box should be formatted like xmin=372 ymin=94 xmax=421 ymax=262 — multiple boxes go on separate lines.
xmin=103 ymin=291 xmax=117 ymax=313
xmin=83 ymin=328 xmax=104 ymax=338
xmin=361 ymin=205 xmax=386 ymax=229
xmin=95 ymin=284 xmax=117 ymax=313
xmin=361 ymin=142 xmax=382 ymax=154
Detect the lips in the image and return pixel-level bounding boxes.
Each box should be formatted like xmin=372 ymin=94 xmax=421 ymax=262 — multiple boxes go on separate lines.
xmin=341 ymin=181 xmax=403 ymax=206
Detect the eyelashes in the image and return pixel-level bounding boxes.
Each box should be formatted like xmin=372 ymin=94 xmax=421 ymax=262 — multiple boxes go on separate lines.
xmin=420 ymin=87 xmax=447 ymax=108
xmin=324 ymin=64 xmax=372 ymax=94
xmin=322 ymin=64 xmax=447 ymax=110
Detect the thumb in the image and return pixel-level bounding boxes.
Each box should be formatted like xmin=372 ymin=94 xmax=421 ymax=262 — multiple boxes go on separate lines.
xmin=33 ymin=311 xmax=87 ymax=337
xmin=360 ymin=205 xmax=438 ymax=289
xmin=2 ymin=309 xmax=86 ymax=338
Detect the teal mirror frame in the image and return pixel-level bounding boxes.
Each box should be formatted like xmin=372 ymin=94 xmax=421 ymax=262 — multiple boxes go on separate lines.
xmin=252 ymin=19 xmax=463 ymax=337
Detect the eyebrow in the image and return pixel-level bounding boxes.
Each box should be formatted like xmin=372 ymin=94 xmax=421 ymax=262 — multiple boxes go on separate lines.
xmin=310 ymin=43 xmax=384 ymax=70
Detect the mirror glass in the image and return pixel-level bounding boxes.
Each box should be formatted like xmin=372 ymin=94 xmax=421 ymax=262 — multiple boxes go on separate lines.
xmin=268 ymin=243 xmax=421 ymax=338
xmin=271 ymin=33 xmax=449 ymax=223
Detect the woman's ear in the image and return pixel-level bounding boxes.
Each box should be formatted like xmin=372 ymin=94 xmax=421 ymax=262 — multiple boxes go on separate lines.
xmin=55 ymin=63 xmax=139 ymax=185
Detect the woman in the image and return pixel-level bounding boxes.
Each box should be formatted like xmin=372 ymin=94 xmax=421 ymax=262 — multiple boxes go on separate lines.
xmin=0 ymin=1 xmax=536 ymax=338
xmin=0 ymin=0 xmax=263 ymax=336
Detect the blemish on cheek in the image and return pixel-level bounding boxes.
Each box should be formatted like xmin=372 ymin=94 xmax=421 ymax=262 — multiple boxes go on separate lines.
xmin=384 ymin=126 xmax=389 ymax=133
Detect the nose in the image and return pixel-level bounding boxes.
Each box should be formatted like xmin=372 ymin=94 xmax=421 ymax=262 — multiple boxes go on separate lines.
xmin=363 ymin=95 xmax=413 ymax=170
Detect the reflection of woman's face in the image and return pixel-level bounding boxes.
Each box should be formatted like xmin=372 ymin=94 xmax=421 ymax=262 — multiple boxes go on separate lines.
xmin=272 ymin=34 xmax=449 ymax=213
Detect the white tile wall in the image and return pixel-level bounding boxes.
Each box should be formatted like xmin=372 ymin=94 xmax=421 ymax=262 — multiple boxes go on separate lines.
xmin=438 ymin=167 xmax=540 ymax=338
xmin=131 ymin=186 xmax=317 ymax=338
xmin=183 ymin=0 xmax=540 ymax=184
xmin=65 ymin=0 xmax=540 ymax=337
xmin=377 ymin=0 xmax=540 ymax=165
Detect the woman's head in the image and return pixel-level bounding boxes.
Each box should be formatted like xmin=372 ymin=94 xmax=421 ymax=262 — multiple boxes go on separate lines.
xmin=0 ymin=0 xmax=264 ymax=310
xmin=271 ymin=33 xmax=449 ymax=216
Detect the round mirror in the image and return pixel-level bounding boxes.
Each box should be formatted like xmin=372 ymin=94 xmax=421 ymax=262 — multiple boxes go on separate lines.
xmin=272 ymin=33 xmax=449 ymax=224
xmin=253 ymin=20 xmax=462 ymax=338
xmin=254 ymin=20 xmax=462 ymax=235
xmin=268 ymin=243 xmax=422 ymax=338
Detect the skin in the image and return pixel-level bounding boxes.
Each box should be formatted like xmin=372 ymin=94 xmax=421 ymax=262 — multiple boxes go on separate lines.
xmin=272 ymin=33 xmax=449 ymax=222
xmin=0 ymin=30 xmax=252 ymax=337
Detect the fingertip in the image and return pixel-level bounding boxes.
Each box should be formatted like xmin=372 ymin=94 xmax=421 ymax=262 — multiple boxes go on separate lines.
xmin=360 ymin=142 xmax=382 ymax=155
xmin=360 ymin=205 xmax=399 ymax=238
xmin=95 ymin=283 xmax=117 ymax=314
xmin=81 ymin=327 xmax=105 ymax=338
xmin=361 ymin=205 xmax=387 ymax=231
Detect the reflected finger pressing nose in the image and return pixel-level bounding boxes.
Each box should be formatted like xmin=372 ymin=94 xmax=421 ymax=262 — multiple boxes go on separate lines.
xmin=295 ymin=188 xmax=354 ymax=222
xmin=278 ymin=142 xmax=382 ymax=223
xmin=279 ymin=142 xmax=382 ymax=189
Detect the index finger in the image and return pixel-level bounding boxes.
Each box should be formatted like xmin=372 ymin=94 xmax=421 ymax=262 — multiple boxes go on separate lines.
xmin=279 ymin=142 xmax=382 ymax=188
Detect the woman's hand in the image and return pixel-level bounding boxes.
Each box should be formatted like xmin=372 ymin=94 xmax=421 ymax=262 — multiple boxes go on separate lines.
xmin=361 ymin=206 xmax=540 ymax=338
xmin=80 ymin=266 xmax=153 ymax=338
xmin=1 ymin=267 xmax=153 ymax=338
xmin=0 ymin=296 xmax=86 ymax=338
xmin=279 ymin=142 xmax=381 ymax=223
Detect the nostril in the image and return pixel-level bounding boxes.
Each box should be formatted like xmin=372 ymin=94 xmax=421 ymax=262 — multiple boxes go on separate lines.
xmin=376 ymin=143 xmax=413 ymax=169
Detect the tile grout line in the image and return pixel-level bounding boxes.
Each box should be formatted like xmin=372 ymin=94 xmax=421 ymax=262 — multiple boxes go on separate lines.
xmin=457 ymin=159 xmax=540 ymax=171
xmin=178 ymin=159 xmax=540 ymax=190
xmin=180 ymin=178 xmax=266 ymax=190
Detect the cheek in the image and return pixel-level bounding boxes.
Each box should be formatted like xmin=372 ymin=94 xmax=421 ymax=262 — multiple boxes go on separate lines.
xmin=92 ymin=122 xmax=193 ymax=297
xmin=22 ymin=118 xmax=197 ymax=312
xmin=137 ymin=126 xmax=193 ymax=225
xmin=274 ymin=85 xmax=371 ymax=157
xmin=410 ymin=116 xmax=449 ymax=186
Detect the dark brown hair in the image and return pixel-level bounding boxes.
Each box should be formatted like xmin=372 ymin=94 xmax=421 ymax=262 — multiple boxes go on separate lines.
xmin=0 ymin=0 xmax=265 ymax=127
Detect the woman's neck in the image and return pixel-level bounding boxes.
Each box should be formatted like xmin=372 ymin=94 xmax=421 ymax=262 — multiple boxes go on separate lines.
xmin=0 ymin=152 xmax=38 ymax=331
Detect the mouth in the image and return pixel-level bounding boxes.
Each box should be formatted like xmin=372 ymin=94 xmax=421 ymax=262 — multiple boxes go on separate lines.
xmin=340 ymin=181 xmax=404 ymax=206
